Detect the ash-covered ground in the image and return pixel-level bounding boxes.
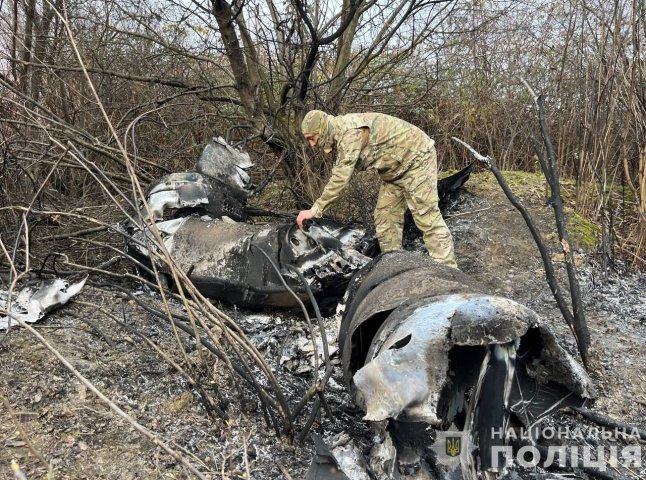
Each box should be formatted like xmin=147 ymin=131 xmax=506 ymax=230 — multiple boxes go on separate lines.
xmin=1 ymin=172 xmax=645 ymax=479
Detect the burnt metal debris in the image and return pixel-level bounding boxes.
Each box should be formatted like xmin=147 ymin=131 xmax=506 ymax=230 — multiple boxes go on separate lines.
xmin=338 ymin=252 xmax=595 ymax=478
xmin=125 ymin=138 xmax=596 ymax=479
xmin=126 ymin=137 xmax=371 ymax=308
xmin=0 ymin=277 xmax=87 ymax=330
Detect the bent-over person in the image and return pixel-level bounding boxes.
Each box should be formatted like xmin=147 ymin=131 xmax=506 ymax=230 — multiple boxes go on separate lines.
xmin=296 ymin=110 xmax=457 ymax=269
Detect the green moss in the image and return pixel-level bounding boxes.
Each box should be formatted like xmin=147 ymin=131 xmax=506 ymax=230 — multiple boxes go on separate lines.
xmin=465 ymin=170 xmax=579 ymax=199
xmin=567 ymin=209 xmax=601 ymax=250
xmin=465 ymin=170 xmax=550 ymax=201
xmin=466 ymin=170 xmax=599 ymax=251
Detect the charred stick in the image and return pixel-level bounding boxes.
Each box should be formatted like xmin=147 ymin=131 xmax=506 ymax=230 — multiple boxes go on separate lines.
xmin=277 ymin=463 xmax=294 ymax=480
xmin=0 ymin=395 xmax=51 ymax=472
xmin=452 ymin=137 xmax=580 ymax=349
xmin=40 ymin=225 xmax=109 ymax=241
xmin=66 ymin=310 xmax=116 ymax=347
xmin=296 ymin=397 xmax=321 ymax=444
xmin=293 ymin=269 xmax=336 ymax=422
xmin=94 ymin=283 xmax=255 ymax=381
xmin=75 ymin=299 xmax=227 ymax=419
xmin=530 ymin=134 xmax=552 ymax=189
xmin=143 ymin=236 xmax=292 ymax=432
xmin=128 ymin=287 xmax=284 ymax=436
xmin=317 ymin=390 xmax=334 ymax=422
xmin=250 ymin=245 xmax=321 ymax=370
xmin=293 ymin=268 xmax=330 ymax=370
xmin=250 ymin=244 xmax=331 ymax=436
xmin=250 ymin=150 xmax=286 ymax=198
xmin=523 ymin=80 xmax=591 ymax=366
xmin=570 ymin=407 xmax=646 ymax=441
xmin=90 ymin=282 xmax=280 ymax=414
xmin=214 ymin=315 xmax=287 ymax=438
xmin=249 ymin=245 xmax=337 ymax=429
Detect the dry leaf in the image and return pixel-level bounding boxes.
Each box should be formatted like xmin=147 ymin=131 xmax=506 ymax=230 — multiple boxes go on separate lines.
xmin=561 ymin=239 xmax=570 ymax=254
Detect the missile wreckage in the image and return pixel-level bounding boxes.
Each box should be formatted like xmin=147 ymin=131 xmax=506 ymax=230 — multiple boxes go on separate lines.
xmin=125 ymin=138 xmax=596 ymax=478
xmin=125 ymin=138 xmax=371 ymax=309
xmin=337 ymin=252 xmax=595 ymax=478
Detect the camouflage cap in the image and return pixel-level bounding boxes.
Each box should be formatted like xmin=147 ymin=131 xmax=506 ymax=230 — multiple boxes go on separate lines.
xmin=301 ymin=110 xmax=328 ymax=134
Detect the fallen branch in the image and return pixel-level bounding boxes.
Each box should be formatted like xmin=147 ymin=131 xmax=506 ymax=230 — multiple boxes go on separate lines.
xmin=452 ymin=136 xmax=589 ymax=366
xmin=249 ymin=245 xmax=326 ymax=435
xmin=75 ymin=299 xmax=227 ymax=420
xmin=0 ymin=395 xmax=52 ymax=474
xmin=40 ymin=225 xmax=109 ymax=241
xmin=521 ymin=78 xmax=590 ymax=366
xmin=570 ymin=407 xmax=646 ymax=441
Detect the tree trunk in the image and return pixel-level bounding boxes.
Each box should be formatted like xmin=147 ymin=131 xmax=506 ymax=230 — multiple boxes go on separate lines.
xmin=19 ymin=0 xmax=37 ymax=92
xmin=326 ymin=0 xmax=360 ymax=111
xmin=210 ymin=0 xmax=255 ymax=117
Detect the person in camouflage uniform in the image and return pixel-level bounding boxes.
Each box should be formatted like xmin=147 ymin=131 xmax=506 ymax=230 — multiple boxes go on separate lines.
xmin=297 ymin=110 xmax=457 ymax=269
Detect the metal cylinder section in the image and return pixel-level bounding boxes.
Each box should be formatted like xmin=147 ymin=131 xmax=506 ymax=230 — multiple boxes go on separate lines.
xmin=339 ymin=251 xmax=596 ymax=429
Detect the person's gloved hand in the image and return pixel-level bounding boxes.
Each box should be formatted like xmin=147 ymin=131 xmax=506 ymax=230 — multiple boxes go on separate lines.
xmin=296 ymin=209 xmax=314 ymax=229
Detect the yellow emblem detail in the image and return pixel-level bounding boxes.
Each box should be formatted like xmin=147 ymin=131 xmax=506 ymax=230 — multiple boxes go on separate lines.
xmin=446 ymin=437 xmax=461 ymax=457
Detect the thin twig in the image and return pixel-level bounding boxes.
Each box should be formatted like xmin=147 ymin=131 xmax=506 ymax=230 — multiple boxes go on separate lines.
xmin=0 ymin=395 xmax=51 ymax=473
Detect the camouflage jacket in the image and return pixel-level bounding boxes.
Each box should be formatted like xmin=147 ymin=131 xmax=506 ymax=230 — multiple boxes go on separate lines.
xmin=311 ymin=113 xmax=435 ymax=216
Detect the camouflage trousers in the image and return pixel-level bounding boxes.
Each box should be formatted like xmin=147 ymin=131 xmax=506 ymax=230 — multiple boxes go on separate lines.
xmin=374 ymin=147 xmax=457 ymax=269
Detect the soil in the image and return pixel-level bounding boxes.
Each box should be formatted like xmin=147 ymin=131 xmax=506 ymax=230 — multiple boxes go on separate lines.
xmin=1 ymin=170 xmax=645 ymax=479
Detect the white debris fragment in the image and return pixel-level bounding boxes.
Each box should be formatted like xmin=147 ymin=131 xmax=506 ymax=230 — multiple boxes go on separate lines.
xmin=243 ymin=314 xmax=273 ymax=326
xmin=329 ymin=434 xmax=371 ymax=480
xmin=300 ymin=329 xmax=339 ymax=367
xmin=280 ymin=320 xmax=340 ymax=374
xmin=368 ymin=432 xmax=398 ymax=480
xmin=0 ymin=277 xmax=87 ymax=330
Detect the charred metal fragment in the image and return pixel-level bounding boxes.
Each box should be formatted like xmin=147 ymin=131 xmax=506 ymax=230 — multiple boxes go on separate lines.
xmin=339 ymin=252 xmax=596 ymax=478
xmin=195 ymin=137 xmax=253 ymax=190
xmin=1 ymin=277 xmax=87 ymax=329
xmin=129 ymin=216 xmax=368 ymax=309
xmin=143 ymin=171 xmax=249 ymax=223
xmin=437 ymin=162 xmax=476 ymax=208
xmin=125 ymin=138 xmax=374 ymax=309
xmin=306 ymin=434 xmax=352 ymax=480
xmin=339 ymin=251 xmax=483 ymax=383
xmin=134 ymin=138 xmax=252 ymax=225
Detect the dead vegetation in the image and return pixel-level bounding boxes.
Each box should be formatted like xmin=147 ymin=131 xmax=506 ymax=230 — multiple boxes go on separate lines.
xmin=1 ymin=165 xmax=645 ymax=479
xmin=1 ymin=0 xmax=645 ymax=477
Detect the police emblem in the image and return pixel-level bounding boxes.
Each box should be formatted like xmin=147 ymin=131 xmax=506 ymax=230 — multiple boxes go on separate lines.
xmin=432 ymin=424 xmax=475 ymax=467
xmin=446 ymin=436 xmax=461 ymax=457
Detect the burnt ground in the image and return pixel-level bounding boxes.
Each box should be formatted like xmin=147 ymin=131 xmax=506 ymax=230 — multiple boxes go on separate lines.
xmin=1 ymin=170 xmax=645 ymax=479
